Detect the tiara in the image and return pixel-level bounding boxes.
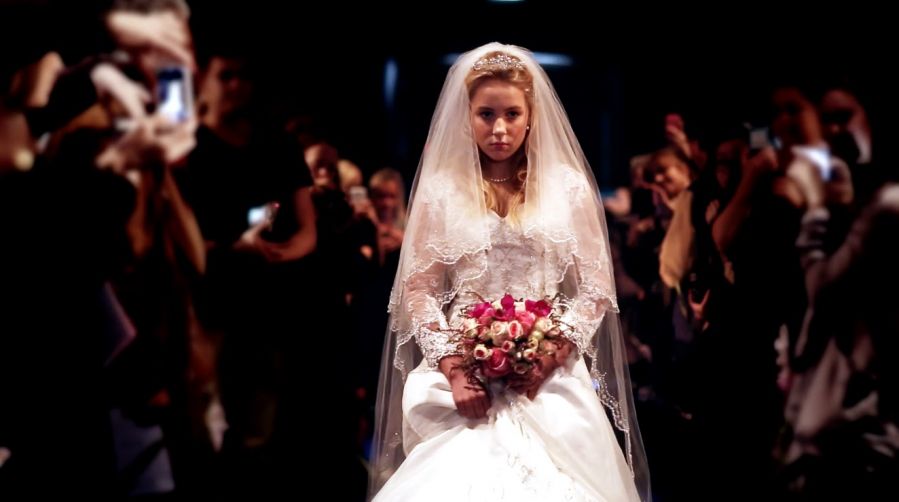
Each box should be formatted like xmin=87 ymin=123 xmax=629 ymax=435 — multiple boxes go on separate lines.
xmin=472 ymin=53 xmax=526 ymax=72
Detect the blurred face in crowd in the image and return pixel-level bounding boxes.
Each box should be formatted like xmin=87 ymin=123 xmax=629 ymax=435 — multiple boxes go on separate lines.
xmin=469 ymin=78 xmax=530 ymax=163
xmin=819 ymin=89 xmax=872 ymax=165
xmin=304 ymin=143 xmax=339 ymax=190
xmin=651 ymin=152 xmax=692 ymax=198
xmin=772 ymin=87 xmax=823 ymax=149
xmin=371 ymin=179 xmax=401 ymax=221
xmin=200 ymin=56 xmax=254 ymax=120
xmin=629 ymin=154 xmax=651 ymax=188
xmin=714 ymin=139 xmax=745 ymax=191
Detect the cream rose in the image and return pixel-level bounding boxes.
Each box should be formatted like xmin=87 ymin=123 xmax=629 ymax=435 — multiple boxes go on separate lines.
xmin=473 ymin=344 xmax=492 ymax=360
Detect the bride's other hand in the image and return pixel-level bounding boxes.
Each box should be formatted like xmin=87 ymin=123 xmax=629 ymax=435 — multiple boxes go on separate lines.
xmin=439 ymin=356 xmax=491 ymax=419
xmin=509 ymin=339 xmax=572 ymax=400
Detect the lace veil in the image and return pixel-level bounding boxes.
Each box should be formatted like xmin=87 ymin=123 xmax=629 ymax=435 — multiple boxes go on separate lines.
xmin=369 ymin=42 xmax=650 ymax=501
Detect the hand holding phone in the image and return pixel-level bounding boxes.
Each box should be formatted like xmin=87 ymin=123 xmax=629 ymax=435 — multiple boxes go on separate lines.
xmin=91 ymin=63 xmax=151 ymax=122
xmin=247 ymin=202 xmax=280 ymax=229
xmin=155 ymin=66 xmax=193 ymax=123
xmin=348 ymin=186 xmax=377 ymax=220
xmin=747 ymin=126 xmax=782 ymax=154
xmin=348 ymin=186 xmax=369 ymax=205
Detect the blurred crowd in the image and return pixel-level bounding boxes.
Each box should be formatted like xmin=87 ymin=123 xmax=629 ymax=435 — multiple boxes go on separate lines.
xmin=0 ymin=1 xmax=401 ymax=499
xmin=605 ymin=84 xmax=897 ymax=500
xmin=1 ymin=2 xmax=897 ymax=501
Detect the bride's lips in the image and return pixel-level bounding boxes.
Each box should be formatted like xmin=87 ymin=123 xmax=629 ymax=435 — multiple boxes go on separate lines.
xmin=489 ymin=142 xmax=510 ymax=149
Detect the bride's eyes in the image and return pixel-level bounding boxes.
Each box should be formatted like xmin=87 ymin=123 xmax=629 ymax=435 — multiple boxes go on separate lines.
xmin=478 ymin=110 xmax=522 ymax=120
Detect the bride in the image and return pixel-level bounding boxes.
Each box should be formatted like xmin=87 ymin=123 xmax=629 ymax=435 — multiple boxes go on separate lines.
xmin=369 ymin=43 xmax=650 ymax=501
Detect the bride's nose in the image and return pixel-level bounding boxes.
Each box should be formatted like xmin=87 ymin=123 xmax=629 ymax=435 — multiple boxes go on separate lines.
xmin=492 ymin=119 xmax=507 ymax=136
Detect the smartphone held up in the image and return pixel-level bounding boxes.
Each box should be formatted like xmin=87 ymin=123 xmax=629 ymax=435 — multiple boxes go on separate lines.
xmin=247 ymin=202 xmax=280 ymax=230
xmin=155 ymin=66 xmax=193 ymax=123
xmin=348 ymin=186 xmax=369 ymax=205
xmin=746 ymin=125 xmax=782 ymax=154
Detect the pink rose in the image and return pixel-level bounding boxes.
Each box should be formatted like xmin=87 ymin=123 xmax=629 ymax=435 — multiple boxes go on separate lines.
xmin=488 ymin=294 xmax=515 ymax=322
xmin=501 ymin=294 xmax=515 ymax=312
xmin=507 ymin=320 xmax=524 ymax=340
xmin=483 ymin=350 xmax=512 ymax=378
xmin=525 ymin=299 xmax=552 ymax=317
xmin=477 ymin=308 xmax=496 ymax=326
xmin=469 ymin=301 xmax=492 ymax=319
xmin=494 ymin=308 xmax=514 ymax=322
xmin=494 ymin=310 xmax=515 ymax=322
xmin=515 ymin=311 xmax=536 ymax=332
xmin=501 ymin=340 xmax=517 ymax=353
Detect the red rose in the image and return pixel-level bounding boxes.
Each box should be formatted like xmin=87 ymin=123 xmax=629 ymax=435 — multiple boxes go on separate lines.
xmin=483 ymin=349 xmax=512 ymax=378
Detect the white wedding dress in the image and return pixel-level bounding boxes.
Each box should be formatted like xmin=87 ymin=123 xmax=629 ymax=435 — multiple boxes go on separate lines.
xmin=373 ymin=213 xmax=640 ymax=502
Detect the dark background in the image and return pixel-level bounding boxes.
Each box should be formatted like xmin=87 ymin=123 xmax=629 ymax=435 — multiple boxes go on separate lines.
xmin=4 ymin=0 xmax=893 ymax=189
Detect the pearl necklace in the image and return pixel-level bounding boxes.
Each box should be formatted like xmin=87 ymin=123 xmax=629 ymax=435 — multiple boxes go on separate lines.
xmin=484 ymin=173 xmax=513 ymax=183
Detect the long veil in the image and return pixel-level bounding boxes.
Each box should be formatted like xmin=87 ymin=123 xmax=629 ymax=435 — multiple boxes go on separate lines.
xmin=368 ymin=42 xmax=650 ymax=501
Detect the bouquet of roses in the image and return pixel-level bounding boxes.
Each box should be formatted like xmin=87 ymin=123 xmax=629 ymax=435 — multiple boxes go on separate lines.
xmin=455 ymin=293 xmax=569 ymax=383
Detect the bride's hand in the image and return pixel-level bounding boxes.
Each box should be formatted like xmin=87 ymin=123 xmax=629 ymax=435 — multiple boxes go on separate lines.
xmin=509 ymin=339 xmax=573 ymax=400
xmin=439 ymin=356 xmax=491 ymax=419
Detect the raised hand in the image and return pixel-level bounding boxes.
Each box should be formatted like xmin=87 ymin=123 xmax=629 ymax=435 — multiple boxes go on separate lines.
xmin=106 ymin=11 xmax=195 ymax=70
xmin=90 ymin=63 xmax=151 ymax=120
xmin=95 ymin=114 xmax=197 ymax=175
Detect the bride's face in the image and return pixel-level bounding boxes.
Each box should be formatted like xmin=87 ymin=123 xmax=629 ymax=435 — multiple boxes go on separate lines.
xmin=470 ymin=79 xmax=530 ymax=162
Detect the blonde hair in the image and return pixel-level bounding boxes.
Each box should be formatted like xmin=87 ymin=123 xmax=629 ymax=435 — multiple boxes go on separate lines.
xmin=466 ymin=51 xmax=533 ymax=223
xmin=337 ymin=158 xmax=363 ymax=193
xmin=370 ymin=167 xmax=408 ymax=230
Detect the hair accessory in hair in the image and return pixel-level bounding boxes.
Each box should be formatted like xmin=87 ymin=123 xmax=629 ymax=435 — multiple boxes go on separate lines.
xmin=472 ymin=53 xmax=526 ymax=72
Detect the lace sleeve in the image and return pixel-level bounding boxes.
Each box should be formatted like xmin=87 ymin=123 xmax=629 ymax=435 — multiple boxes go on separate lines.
xmin=555 ymin=167 xmax=618 ymax=357
xmin=560 ymin=269 xmax=616 ymax=357
xmin=404 ymin=261 xmax=462 ymax=368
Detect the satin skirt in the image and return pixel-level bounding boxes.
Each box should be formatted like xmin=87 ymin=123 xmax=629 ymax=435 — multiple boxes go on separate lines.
xmin=373 ymin=357 xmax=639 ymax=501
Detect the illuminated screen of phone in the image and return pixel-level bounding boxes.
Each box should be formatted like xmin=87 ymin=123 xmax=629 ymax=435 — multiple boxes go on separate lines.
xmin=156 ymin=66 xmax=193 ymax=123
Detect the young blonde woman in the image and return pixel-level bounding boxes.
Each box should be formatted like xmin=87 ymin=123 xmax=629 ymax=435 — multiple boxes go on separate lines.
xmin=370 ymin=43 xmax=649 ymax=501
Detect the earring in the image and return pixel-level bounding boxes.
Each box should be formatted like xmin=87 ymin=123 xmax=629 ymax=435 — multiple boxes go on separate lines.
xmin=526 ymin=125 xmax=531 ymax=131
